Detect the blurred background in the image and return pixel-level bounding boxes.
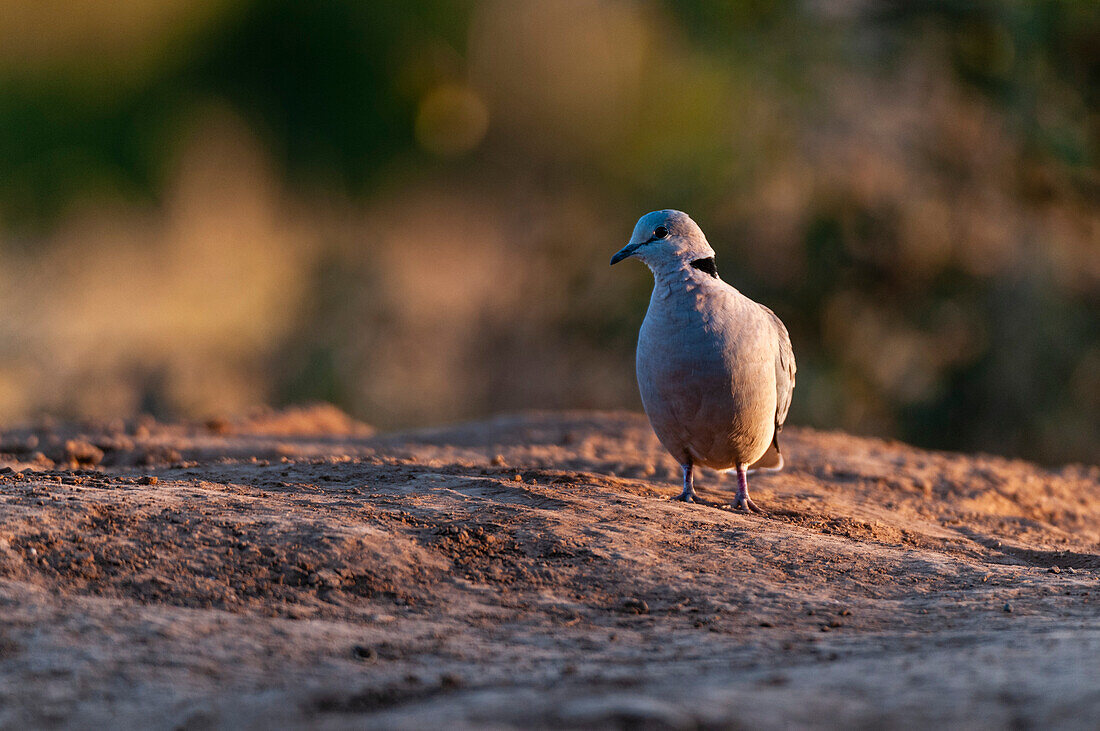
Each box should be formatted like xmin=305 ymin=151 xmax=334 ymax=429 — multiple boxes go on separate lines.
xmin=0 ymin=0 xmax=1097 ymax=465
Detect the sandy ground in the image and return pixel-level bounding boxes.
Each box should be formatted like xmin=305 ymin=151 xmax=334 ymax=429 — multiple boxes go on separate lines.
xmin=0 ymin=405 xmax=1097 ymax=729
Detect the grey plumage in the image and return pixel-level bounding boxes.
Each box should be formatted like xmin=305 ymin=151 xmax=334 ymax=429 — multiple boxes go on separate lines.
xmin=611 ymin=210 xmax=796 ymax=511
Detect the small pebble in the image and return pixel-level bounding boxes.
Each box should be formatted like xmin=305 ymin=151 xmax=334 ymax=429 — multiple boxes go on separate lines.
xmin=1003 ymin=603 xmax=1013 ymax=613
xmin=1049 ymin=566 xmax=1061 ymax=574
xmin=490 ymin=455 xmax=506 ymax=467
xmin=140 ymin=475 xmax=158 ymax=485
xmin=351 ymin=645 xmax=377 ymax=661
xmin=618 ymin=597 xmax=649 ymax=615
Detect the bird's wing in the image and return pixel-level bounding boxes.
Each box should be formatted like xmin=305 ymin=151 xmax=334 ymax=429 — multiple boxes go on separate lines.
xmin=758 ymin=303 xmax=795 ymax=432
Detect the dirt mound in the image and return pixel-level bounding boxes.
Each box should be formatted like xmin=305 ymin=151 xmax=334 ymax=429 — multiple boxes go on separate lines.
xmin=0 ymin=409 xmax=1097 ymax=728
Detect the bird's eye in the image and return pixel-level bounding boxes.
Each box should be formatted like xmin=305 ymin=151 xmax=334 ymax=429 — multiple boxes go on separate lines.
xmin=654 ymin=226 xmax=668 ymax=239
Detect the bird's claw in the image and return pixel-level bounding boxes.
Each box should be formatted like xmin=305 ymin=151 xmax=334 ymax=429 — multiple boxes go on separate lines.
xmin=733 ymin=495 xmax=764 ymax=514
xmin=670 ymin=492 xmax=727 ymax=508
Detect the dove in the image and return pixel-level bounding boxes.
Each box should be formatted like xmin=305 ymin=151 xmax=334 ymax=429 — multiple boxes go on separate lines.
xmin=611 ymin=210 xmax=795 ymax=512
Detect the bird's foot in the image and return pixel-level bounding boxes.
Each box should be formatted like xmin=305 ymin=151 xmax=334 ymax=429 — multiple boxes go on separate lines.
xmin=670 ymin=491 xmax=726 ymax=508
xmin=733 ymin=495 xmax=764 ymax=514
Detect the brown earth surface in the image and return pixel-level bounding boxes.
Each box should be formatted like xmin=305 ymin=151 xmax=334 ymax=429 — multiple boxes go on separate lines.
xmin=0 ymin=405 xmax=1098 ymax=729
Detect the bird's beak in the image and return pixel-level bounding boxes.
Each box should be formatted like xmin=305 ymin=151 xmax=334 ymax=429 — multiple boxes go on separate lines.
xmin=610 ymin=242 xmax=642 ymax=265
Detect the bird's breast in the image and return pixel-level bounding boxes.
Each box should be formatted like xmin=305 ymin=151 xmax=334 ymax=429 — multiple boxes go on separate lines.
xmin=635 ymin=283 xmax=777 ymax=468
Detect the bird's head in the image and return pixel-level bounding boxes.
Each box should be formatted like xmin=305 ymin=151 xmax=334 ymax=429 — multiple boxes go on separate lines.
xmin=610 ymin=210 xmax=717 ymax=275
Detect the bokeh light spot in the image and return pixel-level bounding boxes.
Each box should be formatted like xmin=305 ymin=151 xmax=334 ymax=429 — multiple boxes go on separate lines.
xmin=414 ymin=84 xmax=489 ymax=156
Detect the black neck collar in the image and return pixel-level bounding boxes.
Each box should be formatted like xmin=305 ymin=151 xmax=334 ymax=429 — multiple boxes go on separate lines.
xmin=690 ymin=257 xmax=718 ymax=278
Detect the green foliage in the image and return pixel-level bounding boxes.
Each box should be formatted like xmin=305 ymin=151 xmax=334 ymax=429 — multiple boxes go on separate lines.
xmin=0 ymin=0 xmax=1096 ymax=464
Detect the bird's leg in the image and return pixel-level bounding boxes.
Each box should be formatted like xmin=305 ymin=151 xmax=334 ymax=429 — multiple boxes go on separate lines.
xmin=733 ymin=464 xmax=764 ymax=513
xmin=671 ymin=462 xmax=725 ymax=506
xmin=671 ymin=461 xmax=697 ymax=502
